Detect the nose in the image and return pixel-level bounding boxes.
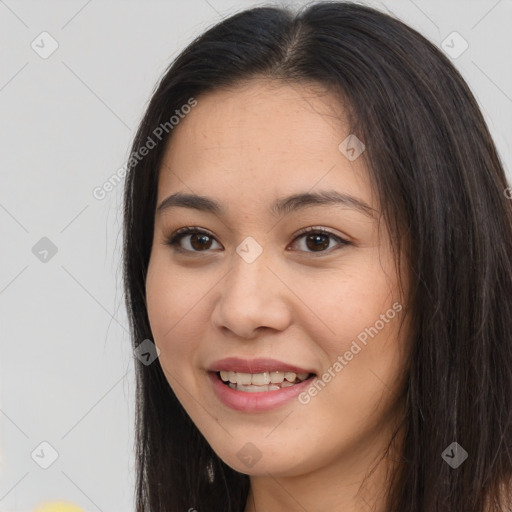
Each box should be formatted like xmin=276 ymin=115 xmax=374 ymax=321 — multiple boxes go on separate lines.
xmin=210 ymin=248 xmax=293 ymax=339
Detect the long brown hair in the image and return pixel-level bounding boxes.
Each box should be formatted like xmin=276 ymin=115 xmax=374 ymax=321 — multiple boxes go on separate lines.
xmin=122 ymin=2 xmax=512 ymax=510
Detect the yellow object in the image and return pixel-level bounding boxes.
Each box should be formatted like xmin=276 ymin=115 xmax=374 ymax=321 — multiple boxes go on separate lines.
xmin=33 ymin=502 xmax=86 ymax=512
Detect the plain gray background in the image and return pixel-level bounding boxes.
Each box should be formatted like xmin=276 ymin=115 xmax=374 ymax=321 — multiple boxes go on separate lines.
xmin=1 ymin=0 xmax=511 ymax=510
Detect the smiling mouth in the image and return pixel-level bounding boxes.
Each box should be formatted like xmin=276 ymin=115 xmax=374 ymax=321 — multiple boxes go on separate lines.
xmin=215 ymin=370 xmax=316 ymax=392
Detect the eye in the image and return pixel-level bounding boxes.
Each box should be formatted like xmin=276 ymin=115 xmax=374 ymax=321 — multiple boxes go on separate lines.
xmin=289 ymin=226 xmax=350 ymax=254
xmin=165 ymin=226 xmax=350 ymax=254
xmin=165 ymin=227 xmax=221 ymax=253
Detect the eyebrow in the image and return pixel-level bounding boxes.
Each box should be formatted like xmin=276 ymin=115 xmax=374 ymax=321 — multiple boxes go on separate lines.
xmin=156 ymin=190 xmax=377 ymax=219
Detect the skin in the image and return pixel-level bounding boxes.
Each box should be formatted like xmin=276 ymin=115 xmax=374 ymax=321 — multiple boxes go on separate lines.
xmin=145 ymin=78 xmax=411 ymax=512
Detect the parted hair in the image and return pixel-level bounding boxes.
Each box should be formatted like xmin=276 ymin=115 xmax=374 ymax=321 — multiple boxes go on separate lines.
xmin=122 ymin=2 xmax=512 ymax=510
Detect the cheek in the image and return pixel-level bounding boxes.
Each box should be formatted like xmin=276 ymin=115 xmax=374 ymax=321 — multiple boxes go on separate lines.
xmin=146 ymin=250 xmax=211 ymax=334
xmin=310 ymin=297 xmax=407 ymax=439
xmin=293 ymin=250 xmax=406 ymax=412
xmin=294 ymin=250 xmax=401 ymax=352
xmin=145 ymin=255 xmax=203 ymax=375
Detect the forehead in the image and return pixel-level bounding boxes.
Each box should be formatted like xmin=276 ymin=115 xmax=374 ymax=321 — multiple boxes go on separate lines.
xmin=157 ymin=79 xmax=374 ymax=211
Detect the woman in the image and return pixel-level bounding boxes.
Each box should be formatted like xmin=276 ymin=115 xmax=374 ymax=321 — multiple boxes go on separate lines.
xmin=122 ymin=1 xmax=512 ymax=510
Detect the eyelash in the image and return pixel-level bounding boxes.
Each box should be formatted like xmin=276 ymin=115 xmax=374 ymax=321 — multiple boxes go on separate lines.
xmin=164 ymin=226 xmax=350 ymax=256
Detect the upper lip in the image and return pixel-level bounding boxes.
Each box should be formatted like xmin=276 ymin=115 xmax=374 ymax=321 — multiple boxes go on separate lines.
xmin=207 ymin=357 xmax=316 ymax=375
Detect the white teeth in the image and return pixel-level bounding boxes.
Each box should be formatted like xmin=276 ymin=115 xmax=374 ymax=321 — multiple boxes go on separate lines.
xmin=269 ymin=371 xmax=284 ymax=384
xmin=219 ymin=370 xmax=312 ymax=389
xmin=251 ymin=372 xmax=270 ymax=385
xmin=239 ymin=373 xmax=253 ymax=385
xmin=228 ymin=383 xmax=281 ymax=392
xmin=284 ymin=372 xmax=296 ymax=382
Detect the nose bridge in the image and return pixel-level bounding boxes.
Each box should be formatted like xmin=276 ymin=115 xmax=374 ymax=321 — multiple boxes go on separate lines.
xmin=212 ymin=238 xmax=291 ymax=336
xmin=226 ymin=237 xmax=271 ymax=303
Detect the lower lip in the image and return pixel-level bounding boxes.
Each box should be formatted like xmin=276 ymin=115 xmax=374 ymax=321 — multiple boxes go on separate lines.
xmin=207 ymin=371 xmax=315 ymax=412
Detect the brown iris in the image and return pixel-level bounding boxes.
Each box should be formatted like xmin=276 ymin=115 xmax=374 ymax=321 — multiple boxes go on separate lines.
xmin=305 ymin=233 xmax=330 ymax=251
xmin=190 ymin=233 xmax=213 ymax=250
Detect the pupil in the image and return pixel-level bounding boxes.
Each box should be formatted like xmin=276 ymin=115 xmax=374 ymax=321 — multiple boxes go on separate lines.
xmin=306 ymin=234 xmax=328 ymax=251
xmin=191 ymin=234 xmax=212 ymax=250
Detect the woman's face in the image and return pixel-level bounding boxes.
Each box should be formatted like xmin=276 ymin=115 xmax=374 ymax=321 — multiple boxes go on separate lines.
xmin=146 ymin=79 xmax=410 ymax=478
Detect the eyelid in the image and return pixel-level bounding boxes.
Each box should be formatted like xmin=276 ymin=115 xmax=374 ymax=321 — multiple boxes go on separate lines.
xmin=165 ymin=225 xmax=350 ymax=254
xmin=166 ymin=226 xmax=220 ymax=254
